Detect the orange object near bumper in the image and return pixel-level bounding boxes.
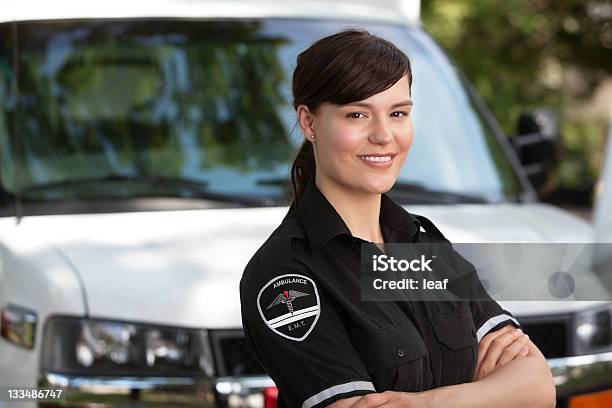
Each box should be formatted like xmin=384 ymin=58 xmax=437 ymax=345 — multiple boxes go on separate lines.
xmin=569 ymin=390 xmax=612 ymax=408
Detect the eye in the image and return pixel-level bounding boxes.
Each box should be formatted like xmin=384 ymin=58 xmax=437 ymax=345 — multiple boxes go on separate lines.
xmin=347 ymin=112 xmax=367 ymax=119
xmin=391 ymin=111 xmax=409 ymax=118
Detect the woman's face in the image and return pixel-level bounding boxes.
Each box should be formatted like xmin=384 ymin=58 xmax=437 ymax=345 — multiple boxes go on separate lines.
xmin=300 ymin=74 xmax=413 ymax=195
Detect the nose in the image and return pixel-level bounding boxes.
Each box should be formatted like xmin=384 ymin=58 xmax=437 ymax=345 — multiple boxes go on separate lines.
xmin=368 ymin=117 xmax=394 ymax=145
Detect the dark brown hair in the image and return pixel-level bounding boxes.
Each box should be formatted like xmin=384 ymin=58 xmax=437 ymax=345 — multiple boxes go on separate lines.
xmin=290 ymin=28 xmax=413 ymax=205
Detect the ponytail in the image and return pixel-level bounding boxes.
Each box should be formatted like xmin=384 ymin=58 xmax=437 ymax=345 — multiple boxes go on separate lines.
xmin=290 ymin=140 xmax=315 ymax=206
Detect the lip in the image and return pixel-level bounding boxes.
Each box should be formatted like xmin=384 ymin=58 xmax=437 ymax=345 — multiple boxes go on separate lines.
xmin=356 ymin=153 xmax=397 ymax=169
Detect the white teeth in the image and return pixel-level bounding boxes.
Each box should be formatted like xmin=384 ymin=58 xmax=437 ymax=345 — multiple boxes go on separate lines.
xmin=359 ymin=155 xmax=392 ymax=162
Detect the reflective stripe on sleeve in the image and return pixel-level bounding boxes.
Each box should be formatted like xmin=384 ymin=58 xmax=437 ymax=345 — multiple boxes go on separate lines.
xmin=301 ymin=381 xmax=376 ymax=408
xmin=476 ymin=314 xmax=520 ymax=342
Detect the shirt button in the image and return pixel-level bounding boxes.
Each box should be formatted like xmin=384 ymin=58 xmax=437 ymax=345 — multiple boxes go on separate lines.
xmin=396 ymin=347 xmax=405 ymax=358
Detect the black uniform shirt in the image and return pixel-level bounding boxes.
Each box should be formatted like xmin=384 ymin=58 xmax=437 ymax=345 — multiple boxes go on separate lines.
xmin=239 ymin=180 xmax=521 ymax=408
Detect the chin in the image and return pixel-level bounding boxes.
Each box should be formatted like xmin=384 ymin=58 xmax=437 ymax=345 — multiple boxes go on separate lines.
xmin=360 ymin=179 xmax=395 ymax=195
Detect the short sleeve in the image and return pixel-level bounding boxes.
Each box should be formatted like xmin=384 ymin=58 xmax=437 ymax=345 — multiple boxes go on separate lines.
xmin=414 ymin=214 xmax=521 ymax=343
xmin=453 ymin=251 xmax=522 ymax=342
xmin=240 ymin=259 xmax=376 ymax=408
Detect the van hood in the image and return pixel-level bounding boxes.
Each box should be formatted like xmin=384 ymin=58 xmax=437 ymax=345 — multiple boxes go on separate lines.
xmin=13 ymin=202 xmax=598 ymax=328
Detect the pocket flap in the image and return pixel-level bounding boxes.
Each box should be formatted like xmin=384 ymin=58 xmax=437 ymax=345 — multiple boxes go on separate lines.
xmin=430 ymin=308 xmax=477 ymax=350
xmin=352 ymin=323 xmax=427 ymax=372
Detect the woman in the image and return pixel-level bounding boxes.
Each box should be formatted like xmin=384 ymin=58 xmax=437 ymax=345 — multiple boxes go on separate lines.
xmin=239 ymin=29 xmax=555 ymax=408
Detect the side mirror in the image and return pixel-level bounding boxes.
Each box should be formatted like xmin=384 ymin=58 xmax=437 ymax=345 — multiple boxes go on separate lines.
xmin=511 ymin=107 xmax=561 ymax=190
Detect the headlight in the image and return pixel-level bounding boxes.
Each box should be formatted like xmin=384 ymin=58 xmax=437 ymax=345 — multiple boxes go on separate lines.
xmin=1 ymin=304 xmax=37 ymax=349
xmin=574 ymin=304 xmax=612 ymax=355
xmin=41 ymin=317 xmax=214 ymax=376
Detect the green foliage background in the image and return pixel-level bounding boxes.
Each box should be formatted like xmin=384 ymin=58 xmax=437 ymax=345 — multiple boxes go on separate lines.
xmin=422 ymin=0 xmax=612 ymax=201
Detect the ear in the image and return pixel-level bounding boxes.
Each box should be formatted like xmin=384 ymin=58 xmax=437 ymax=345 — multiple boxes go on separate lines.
xmin=296 ymin=104 xmax=316 ymax=141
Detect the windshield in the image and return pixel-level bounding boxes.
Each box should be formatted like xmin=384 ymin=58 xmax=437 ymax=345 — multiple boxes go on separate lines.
xmin=0 ymin=19 xmax=523 ymax=211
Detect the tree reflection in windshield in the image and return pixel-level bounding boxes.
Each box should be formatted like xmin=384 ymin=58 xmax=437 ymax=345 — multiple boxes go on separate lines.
xmin=1 ymin=19 xmax=524 ymax=209
xmin=14 ymin=20 xmax=293 ymax=202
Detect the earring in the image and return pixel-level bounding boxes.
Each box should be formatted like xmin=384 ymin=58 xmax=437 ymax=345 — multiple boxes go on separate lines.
xmin=310 ymin=133 xmax=316 ymax=140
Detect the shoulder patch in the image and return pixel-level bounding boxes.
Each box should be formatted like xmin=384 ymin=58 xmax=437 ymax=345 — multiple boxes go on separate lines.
xmin=256 ymin=274 xmax=320 ymax=341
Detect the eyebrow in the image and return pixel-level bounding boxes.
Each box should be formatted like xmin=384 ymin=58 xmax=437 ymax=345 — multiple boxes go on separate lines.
xmin=343 ymin=100 xmax=413 ymax=109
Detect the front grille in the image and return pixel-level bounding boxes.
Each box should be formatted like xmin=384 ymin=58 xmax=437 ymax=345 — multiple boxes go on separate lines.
xmin=519 ymin=317 xmax=571 ymax=359
xmin=210 ymin=330 xmax=266 ymax=376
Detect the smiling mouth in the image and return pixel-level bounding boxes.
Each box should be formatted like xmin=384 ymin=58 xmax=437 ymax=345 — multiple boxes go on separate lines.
xmin=357 ymin=154 xmax=396 ymax=163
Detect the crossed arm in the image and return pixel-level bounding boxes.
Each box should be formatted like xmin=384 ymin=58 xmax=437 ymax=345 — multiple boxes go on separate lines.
xmin=328 ymin=325 xmax=556 ymax=408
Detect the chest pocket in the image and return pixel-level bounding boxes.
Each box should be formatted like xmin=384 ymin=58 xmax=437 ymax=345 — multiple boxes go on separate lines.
xmin=351 ymin=322 xmax=429 ymax=392
xmin=427 ymin=303 xmax=478 ymax=386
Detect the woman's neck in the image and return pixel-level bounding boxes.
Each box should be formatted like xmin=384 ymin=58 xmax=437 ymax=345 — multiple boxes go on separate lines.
xmin=315 ymin=177 xmax=385 ymax=244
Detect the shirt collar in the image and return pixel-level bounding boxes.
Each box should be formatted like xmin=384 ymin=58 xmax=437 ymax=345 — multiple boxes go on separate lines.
xmin=296 ymin=180 xmax=422 ymax=253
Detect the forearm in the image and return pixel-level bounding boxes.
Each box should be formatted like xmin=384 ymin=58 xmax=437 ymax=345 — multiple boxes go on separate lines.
xmin=421 ymin=343 xmax=555 ymax=408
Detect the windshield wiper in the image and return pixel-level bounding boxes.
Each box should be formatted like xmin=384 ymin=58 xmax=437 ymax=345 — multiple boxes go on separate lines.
xmin=255 ymin=178 xmax=489 ymax=204
xmin=17 ymin=174 xmax=263 ymax=206
xmin=256 ymin=177 xmax=291 ymax=187
xmin=389 ymin=182 xmax=490 ymax=204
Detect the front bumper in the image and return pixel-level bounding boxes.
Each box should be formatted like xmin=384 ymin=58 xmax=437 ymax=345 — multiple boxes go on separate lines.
xmin=38 ymin=372 xmax=274 ymax=407
xmin=549 ymin=351 xmax=612 ymax=399
xmin=37 ymin=352 xmax=612 ymax=406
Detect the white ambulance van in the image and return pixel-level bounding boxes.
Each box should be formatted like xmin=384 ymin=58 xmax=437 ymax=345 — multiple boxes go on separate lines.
xmin=1 ymin=1 xmax=611 ymax=407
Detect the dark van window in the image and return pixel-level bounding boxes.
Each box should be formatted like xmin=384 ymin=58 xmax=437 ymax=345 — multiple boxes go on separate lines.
xmin=0 ymin=23 xmax=16 ymax=212
xmin=3 ymin=19 xmax=522 ymax=213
